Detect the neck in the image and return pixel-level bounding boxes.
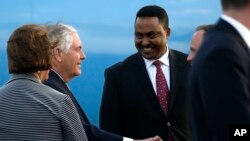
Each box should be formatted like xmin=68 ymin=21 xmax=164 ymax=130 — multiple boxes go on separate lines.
xmin=32 ymin=72 xmax=42 ymax=83
xmin=51 ymin=68 xmax=72 ymax=83
xmin=223 ymin=6 xmax=250 ymax=30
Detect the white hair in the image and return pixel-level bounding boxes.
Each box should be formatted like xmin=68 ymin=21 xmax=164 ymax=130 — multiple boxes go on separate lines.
xmin=46 ymin=23 xmax=78 ymax=53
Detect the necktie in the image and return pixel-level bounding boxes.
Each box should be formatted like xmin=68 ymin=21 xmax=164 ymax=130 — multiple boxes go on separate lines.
xmin=153 ymin=60 xmax=169 ymax=117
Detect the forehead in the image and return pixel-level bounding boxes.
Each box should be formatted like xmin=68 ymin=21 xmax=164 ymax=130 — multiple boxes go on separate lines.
xmin=70 ymin=32 xmax=82 ymax=48
xmin=73 ymin=32 xmax=81 ymax=42
xmin=190 ymin=30 xmax=205 ymax=48
xmin=72 ymin=32 xmax=80 ymax=41
xmin=194 ymin=30 xmax=205 ymax=37
xmin=135 ymin=17 xmax=163 ymax=32
xmin=192 ymin=30 xmax=205 ymax=42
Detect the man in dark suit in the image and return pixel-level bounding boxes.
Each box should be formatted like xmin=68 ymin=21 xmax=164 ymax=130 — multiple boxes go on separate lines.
xmin=100 ymin=5 xmax=191 ymax=141
xmin=188 ymin=0 xmax=250 ymax=140
xmin=43 ymin=23 xmax=162 ymax=141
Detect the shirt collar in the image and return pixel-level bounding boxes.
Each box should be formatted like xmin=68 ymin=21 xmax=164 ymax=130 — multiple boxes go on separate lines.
xmin=143 ymin=47 xmax=170 ymax=69
xmin=9 ymin=73 xmax=41 ymax=84
xmin=221 ymin=14 xmax=250 ymax=49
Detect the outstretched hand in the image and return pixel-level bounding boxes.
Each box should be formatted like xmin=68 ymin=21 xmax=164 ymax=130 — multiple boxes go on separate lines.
xmin=134 ymin=136 xmax=163 ymax=141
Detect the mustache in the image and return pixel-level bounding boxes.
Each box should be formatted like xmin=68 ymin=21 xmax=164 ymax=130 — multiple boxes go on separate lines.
xmin=138 ymin=45 xmax=155 ymax=49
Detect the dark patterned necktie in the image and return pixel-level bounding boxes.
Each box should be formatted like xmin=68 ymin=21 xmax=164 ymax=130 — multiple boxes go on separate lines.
xmin=153 ymin=60 xmax=169 ymax=117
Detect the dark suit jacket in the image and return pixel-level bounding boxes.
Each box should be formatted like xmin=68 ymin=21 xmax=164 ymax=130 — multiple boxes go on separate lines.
xmin=100 ymin=49 xmax=191 ymax=141
xmin=188 ymin=19 xmax=250 ymax=141
xmin=44 ymin=70 xmax=122 ymax=141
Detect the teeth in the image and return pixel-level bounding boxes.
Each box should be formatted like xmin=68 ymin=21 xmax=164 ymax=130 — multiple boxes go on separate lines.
xmin=143 ymin=48 xmax=152 ymax=51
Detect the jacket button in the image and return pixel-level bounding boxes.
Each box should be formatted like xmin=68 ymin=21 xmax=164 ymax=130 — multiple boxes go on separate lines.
xmin=167 ymin=122 xmax=171 ymax=127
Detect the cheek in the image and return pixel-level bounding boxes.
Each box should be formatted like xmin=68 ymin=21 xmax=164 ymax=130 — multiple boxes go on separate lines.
xmin=158 ymin=39 xmax=167 ymax=48
xmin=160 ymin=37 xmax=167 ymax=44
xmin=70 ymin=52 xmax=79 ymax=62
xmin=134 ymin=41 xmax=141 ymax=49
xmin=135 ymin=39 xmax=140 ymax=45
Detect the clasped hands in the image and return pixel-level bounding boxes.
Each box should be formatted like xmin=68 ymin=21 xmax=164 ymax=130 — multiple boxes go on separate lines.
xmin=134 ymin=135 xmax=163 ymax=141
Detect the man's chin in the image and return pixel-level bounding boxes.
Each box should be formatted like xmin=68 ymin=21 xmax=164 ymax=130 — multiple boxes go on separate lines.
xmin=141 ymin=53 xmax=156 ymax=60
xmin=74 ymin=71 xmax=81 ymax=76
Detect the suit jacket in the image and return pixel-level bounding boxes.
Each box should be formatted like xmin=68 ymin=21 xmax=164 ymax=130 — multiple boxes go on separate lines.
xmin=188 ymin=19 xmax=250 ymax=141
xmin=0 ymin=74 xmax=87 ymax=141
xmin=100 ymin=49 xmax=191 ymax=141
xmin=44 ymin=70 xmax=122 ymax=141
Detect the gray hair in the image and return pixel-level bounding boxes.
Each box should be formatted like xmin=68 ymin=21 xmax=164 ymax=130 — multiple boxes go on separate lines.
xmin=45 ymin=23 xmax=78 ymax=53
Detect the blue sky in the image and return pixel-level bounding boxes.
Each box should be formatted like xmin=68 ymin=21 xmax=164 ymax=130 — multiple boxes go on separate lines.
xmin=0 ymin=0 xmax=222 ymax=125
xmin=0 ymin=0 xmax=221 ymax=54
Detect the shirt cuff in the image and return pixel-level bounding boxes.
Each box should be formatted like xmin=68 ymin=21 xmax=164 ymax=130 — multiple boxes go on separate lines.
xmin=123 ymin=137 xmax=133 ymax=141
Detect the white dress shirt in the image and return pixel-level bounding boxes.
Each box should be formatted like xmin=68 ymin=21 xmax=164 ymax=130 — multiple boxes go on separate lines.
xmin=124 ymin=137 xmax=133 ymax=141
xmin=221 ymin=14 xmax=250 ymax=49
xmin=143 ymin=48 xmax=170 ymax=94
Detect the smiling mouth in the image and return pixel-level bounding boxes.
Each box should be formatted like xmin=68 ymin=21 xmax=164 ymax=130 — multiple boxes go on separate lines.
xmin=141 ymin=46 xmax=155 ymax=53
xmin=77 ymin=63 xmax=81 ymax=68
xmin=142 ymin=47 xmax=153 ymax=51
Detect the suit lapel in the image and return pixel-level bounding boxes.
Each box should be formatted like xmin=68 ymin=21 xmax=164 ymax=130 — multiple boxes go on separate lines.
xmin=48 ymin=71 xmax=71 ymax=94
xmin=167 ymin=50 xmax=175 ymax=114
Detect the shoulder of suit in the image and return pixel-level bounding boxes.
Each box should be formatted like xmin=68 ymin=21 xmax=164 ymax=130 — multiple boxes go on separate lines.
xmin=106 ymin=53 xmax=139 ymax=71
xmin=169 ymin=49 xmax=189 ymax=62
xmin=41 ymin=83 xmax=66 ymax=97
xmin=170 ymin=49 xmax=187 ymax=57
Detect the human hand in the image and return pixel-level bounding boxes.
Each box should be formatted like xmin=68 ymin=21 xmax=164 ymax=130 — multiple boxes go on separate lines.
xmin=133 ymin=135 xmax=162 ymax=141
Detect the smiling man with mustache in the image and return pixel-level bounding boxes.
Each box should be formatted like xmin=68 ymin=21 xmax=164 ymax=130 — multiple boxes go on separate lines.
xmin=100 ymin=5 xmax=191 ymax=141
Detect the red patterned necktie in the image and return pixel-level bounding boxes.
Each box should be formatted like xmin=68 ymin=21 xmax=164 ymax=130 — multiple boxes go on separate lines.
xmin=153 ymin=60 xmax=169 ymax=117
xmin=154 ymin=60 xmax=173 ymax=141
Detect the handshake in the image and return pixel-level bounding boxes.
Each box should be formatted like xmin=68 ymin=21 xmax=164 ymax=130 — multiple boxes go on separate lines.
xmin=134 ymin=136 xmax=163 ymax=141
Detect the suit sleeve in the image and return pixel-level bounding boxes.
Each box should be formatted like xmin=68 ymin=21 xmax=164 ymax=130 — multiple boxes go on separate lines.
xmin=199 ymin=46 xmax=250 ymax=139
xmin=60 ymin=96 xmax=88 ymax=141
xmin=84 ymin=124 xmax=123 ymax=141
xmin=100 ymin=68 xmax=122 ymax=134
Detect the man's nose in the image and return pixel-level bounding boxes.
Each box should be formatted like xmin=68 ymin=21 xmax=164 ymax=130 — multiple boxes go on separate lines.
xmin=141 ymin=37 xmax=150 ymax=46
xmin=80 ymin=51 xmax=86 ymax=60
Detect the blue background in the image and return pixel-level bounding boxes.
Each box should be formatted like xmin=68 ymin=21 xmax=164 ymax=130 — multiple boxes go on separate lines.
xmin=0 ymin=0 xmax=221 ymax=126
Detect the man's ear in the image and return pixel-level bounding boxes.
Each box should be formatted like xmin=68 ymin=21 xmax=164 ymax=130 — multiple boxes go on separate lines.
xmin=165 ymin=27 xmax=171 ymax=37
xmin=53 ymin=48 xmax=63 ymax=62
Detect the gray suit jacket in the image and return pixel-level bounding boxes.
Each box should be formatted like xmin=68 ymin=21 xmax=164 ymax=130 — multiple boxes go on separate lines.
xmin=0 ymin=73 xmax=88 ymax=141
